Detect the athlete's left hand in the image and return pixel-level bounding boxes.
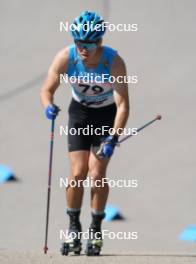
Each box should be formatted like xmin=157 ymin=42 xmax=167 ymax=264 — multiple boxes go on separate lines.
xmin=96 ymin=135 xmax=118 ymax=159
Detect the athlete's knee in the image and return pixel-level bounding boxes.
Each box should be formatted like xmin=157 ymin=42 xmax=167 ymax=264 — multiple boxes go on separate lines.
xmin=89 ymin=168 xmax=108 ymax=188
xmin=70 ymin=166 xmax=88 ymax=182
xmin=89 ymin=168 xmax=105 ymax=180
xmin=70 ymin=172 xmax=87 ymax=183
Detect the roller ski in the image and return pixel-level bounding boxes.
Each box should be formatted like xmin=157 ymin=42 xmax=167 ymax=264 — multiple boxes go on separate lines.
xmin=85 ymin=212 xmax=105 ymax=256
xmin=61 ymin=210 xmax=82 ymax=256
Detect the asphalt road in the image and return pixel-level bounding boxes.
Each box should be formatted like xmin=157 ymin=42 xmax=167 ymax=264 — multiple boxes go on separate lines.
xmin=1 ymin=0 xmax=196 ymax=262
xmin=1 ymin=252 xmax=196 ymax=264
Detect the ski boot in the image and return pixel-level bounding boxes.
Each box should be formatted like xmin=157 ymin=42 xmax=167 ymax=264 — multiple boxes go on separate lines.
xmin=85 ymin=212 xmax=105 ymax=256
xmin=60 ymin=210 xmax=82 ymax=256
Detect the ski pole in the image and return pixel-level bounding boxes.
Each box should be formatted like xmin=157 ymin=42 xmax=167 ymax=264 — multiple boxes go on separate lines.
xmin=43 ymin=118 xmax=55 ymax=254
xmin=118 ymin=114 xmax=162 ymax=144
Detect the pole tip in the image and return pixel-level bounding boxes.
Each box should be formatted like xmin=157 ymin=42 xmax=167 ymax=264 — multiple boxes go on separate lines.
xmin=156 ymin=114 xmax=162 ymax=120
xmin=43 ymin=246 xmax=48 ymax=254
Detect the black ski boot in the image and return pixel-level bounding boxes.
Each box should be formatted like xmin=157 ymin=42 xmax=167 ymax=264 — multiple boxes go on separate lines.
xmin=85 ymin=212 xmax=105 ymax=256
xmin=60 ymin=210 xmax=82 ymax=256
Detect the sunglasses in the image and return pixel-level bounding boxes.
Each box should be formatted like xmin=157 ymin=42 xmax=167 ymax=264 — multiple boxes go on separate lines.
xmin=75 ymin=40 xmax=98 ymax=51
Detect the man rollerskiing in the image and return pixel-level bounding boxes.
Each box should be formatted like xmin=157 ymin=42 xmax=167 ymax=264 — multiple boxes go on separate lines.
xmin=40 ymin=11 xmax=129 ymax=255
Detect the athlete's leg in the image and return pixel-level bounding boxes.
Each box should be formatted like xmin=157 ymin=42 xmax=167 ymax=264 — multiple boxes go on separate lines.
xmin=88 ymin=150 xmax=111 ymax=212
xmin=61 ymin=151 xmax=89 ymax=255
xmin=85 ymin=150 xmax=110 ymax=255
xmin=66 ymin=150 xmax=89 ymax=209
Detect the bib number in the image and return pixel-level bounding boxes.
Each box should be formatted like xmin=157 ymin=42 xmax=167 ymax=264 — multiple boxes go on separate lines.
xmin=79 ymin=84 xmax=104 ymax=94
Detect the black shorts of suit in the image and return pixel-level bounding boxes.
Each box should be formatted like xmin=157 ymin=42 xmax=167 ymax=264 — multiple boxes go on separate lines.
xmin=68 ymin=99 xmax=117 ymax=152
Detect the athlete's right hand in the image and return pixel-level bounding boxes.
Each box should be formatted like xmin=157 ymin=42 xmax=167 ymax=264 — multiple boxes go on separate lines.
xmin=45 ymin=104 xmax=60 ymax=120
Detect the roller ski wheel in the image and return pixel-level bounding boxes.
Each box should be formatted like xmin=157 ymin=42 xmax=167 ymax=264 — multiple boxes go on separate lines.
xmin=60 ymin=239 xmax=82 ymax=256
xmin=85 ymin=239 xmax=103 ymax=256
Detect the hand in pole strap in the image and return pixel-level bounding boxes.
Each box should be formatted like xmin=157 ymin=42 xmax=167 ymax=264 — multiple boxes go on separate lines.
xmin=96 ymin=135 xmax=118 ymax=159
xmin=45 ymin=104 xmax=60 ymax=120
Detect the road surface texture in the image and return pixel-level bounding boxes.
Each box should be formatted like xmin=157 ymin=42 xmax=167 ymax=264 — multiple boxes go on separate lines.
xmin=1 ymin=0 xmax=196 ymax=263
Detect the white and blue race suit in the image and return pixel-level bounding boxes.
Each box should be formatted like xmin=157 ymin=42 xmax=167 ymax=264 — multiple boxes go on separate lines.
xmin=66 ymin=45 xmax=118 ymax=108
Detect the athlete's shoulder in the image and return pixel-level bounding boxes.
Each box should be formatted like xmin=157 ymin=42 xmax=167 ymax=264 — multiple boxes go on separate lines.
xmin=50 ymin=46 xmax=70 ymax=74
xmin=112 ymin=53 xmax=125 ymax=66
xmin=67 ymin=44 xmax=77 ymax=61
xmin=110 ymin=53 xmax=126 ymax=76
xmin=100 ymin=46 xmax=118 ymax=70
xmin=55 ymin=46 xmax=70 ymax=62
xmin=102 ymin=45 xmax=118 ymax=57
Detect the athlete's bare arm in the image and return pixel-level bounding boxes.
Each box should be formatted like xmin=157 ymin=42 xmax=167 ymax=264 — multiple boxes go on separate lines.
xmin=110 ymin=55 xmax=130 ymax=135
xmin=40 ymin=48 xmax=69 ymax=108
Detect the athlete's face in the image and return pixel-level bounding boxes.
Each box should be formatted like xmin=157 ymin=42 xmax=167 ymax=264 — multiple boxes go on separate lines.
xmin=75 ymin=39 xmax=101 ymax=61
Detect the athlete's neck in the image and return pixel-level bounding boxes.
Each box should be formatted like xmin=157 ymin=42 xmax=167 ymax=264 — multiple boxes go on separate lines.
xmin=83 ymin=47 xmax=102 ymax=68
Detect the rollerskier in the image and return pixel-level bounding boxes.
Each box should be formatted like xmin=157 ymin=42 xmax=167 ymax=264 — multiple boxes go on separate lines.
xmin=41 ymin=11 xmax=129 ymax=255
